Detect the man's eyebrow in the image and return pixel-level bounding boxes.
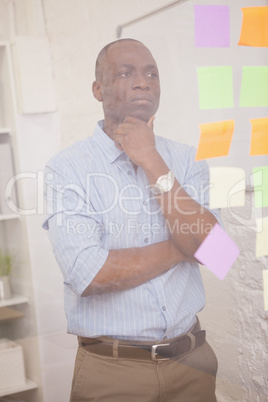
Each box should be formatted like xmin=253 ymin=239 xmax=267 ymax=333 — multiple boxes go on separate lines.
xmin=117 ymin=64 xmax=158 ymax=71
xmin=118 ymin=64 xmax=135 ymax=69
xmin=145 ymin=64 xmax=158 ymax=71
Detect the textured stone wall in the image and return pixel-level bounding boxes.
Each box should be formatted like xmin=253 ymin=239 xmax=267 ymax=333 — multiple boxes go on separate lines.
xmin=200 ymin=191 xmax=268 ymax=401
xmin=222 ymin=193 xmax=267 ymax=402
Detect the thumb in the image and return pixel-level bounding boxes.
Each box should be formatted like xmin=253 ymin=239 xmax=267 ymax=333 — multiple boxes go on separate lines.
xmin=147 ymin=116 xmax=155 ymax=130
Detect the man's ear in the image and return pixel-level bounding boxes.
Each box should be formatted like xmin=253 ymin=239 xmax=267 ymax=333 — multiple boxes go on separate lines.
xmin=92 ymin=81 xmax=103 ymax=102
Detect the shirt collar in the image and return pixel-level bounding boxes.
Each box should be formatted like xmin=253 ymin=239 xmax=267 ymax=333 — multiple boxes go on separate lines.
xmin=93 ymin=120 xmax=125 ymax=163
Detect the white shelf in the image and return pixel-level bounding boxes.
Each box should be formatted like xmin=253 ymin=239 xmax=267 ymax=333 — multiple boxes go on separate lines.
xmin=0 ymin=214 xmax=19 ymax=222
xmin=0 ymin=40 xmax=42 ymax=401
xmin=0 ymin=378 xmax=38 ymax=397
xmin=0 ymin=295 xmax=29 ymax=308
xmin=0 ymin=127 xmax=11 ymax=135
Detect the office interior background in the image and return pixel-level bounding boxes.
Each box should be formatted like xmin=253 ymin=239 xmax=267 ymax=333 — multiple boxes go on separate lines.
xmin=0 ymin=0 xmax=267 ymax=401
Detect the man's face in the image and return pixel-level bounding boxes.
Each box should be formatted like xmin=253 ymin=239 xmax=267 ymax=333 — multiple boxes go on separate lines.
xmin=99 ymin=41 xmax=160 ymax=124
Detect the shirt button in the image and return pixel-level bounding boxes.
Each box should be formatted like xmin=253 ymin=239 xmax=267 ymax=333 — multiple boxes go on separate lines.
xmin=127 ymin=170 xmax=132 ymax=175
xmin=144 ymin=238 xmax=148 ymax=243
xmin=162 ymin=306 xmax=166 ymax=311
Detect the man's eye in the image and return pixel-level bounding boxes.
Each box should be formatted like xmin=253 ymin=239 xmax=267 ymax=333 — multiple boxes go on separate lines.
xmin=119 ymin=72 xmax=131 ymax=77
xmin=147 ymin=72 xmax=158 ymax=79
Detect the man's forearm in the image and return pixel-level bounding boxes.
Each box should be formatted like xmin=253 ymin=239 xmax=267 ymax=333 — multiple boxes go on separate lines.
xmin=82 ymin=240 xmax=194 ymax=296
xmin=113 ymin=117 xmax=217 ymax=258
xmin=142 ymin=152 xmax=217 ymax=257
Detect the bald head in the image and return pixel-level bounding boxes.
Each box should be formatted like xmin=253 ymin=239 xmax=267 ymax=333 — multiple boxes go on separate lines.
xmin=95 ymin=38 xmax=146 ymax=82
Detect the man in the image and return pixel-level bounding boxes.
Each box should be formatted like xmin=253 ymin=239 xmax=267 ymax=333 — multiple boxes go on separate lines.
xmin=43 ymin=38 xmax=221 ymax=401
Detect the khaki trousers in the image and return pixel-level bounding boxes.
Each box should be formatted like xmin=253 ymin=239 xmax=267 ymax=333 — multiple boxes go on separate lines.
xmin=70 ymin=340 xmax=218 ymax=402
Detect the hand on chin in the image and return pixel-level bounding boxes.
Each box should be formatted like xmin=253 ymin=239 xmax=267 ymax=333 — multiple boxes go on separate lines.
xmin=124 ymin=110 xmax=151 ymax=124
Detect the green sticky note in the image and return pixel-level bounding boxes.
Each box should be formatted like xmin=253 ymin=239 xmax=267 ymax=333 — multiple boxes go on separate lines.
xmin=240 ymin=67 xmax=268 ymax=107
xmin=197 ymin=66 xmax=234 ymax=109
xmin=253 ymin=166 xmax=268 ymax=207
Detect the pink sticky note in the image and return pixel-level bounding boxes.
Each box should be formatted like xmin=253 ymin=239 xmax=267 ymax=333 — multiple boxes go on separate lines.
xmin=194 ymin=5 xmax=230 ymax=47
xmin=194 ymin=223 xmax=240 ymax=279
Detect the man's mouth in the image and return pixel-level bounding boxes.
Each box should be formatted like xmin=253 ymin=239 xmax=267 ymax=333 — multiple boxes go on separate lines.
xmin=130 ymin=95 xmax=153 ymax=106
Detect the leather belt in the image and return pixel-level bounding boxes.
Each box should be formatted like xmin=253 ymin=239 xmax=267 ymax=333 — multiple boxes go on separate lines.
xmin=78 ymin=322 xmax=206 ymax=361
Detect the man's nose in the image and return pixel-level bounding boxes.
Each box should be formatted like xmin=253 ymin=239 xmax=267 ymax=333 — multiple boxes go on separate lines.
xmin=132 ymin=74 xmax=149 ymax=90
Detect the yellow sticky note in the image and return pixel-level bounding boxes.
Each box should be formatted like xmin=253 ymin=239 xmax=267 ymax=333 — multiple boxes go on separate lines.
xmin=263 ymin=270 xmax=268 ymax=311
xmin=209 ymin=167 xmax=245 ymax=209
xmin=238 ymin=7 xmax=268 ymax=47
xmin=195 ymin=120 xmax=234 ymax=160
xmin=250 ymin=118 xmax=268 ymax=156
xmin=256 ymin=217 xmax=268 ymax=257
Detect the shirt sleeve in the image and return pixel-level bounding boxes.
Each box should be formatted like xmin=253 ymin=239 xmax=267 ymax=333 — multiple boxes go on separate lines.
xmin=42 ymin=156 xmax=109 ymax=296
xmin=182 ymin=146 xmax=223 ymax=227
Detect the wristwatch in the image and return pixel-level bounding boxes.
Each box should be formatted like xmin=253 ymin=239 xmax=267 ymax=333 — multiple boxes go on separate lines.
xmin=150 ymin=170 xmax=175 ymax=195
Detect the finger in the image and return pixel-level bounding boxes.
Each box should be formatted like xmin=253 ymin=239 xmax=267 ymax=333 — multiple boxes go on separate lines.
xmin=123 ymin=116 xmax=141 ymax=124
xmin=114 ymin=132 xmax=126 ymax=144
xmin=117 ymin=122 xmax=136 ymax=131
xmin=115 ymin=123 xmax=137 ymax=136
xmin=114 ymin=140 xmax=123 ymax=151
xmin=147 ymin=116 xmax=155 ymax=129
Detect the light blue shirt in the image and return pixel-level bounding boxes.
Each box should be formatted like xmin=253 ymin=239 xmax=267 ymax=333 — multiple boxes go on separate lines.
xmin=43 ymin=121 xmax=221 ymax=341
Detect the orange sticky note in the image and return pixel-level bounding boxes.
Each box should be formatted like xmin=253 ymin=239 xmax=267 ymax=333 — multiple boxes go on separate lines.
xmin=250 ymin=118 xmax=268 ymax=156
xmin=195 ymin=120 xmax=234 ymax=160
xmin=238 ymin=7 xmax=268 ymax=47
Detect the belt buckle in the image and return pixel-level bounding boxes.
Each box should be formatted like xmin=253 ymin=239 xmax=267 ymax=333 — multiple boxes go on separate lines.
xmin=151 ymin=343 xmax=170 ymax=361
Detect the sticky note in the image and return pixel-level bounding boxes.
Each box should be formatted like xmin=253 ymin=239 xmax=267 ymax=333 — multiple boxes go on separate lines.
xmin=209 ymin=167 xmax=245 ymax=209
xmin=252 ymin=166 xmax=268 ymax=207
xmin=194 ymin=5 xmax=230 ymax=47
xmin=197 ymin=67 xmax=234 ymax=109
xmin=263 ymin=270 xmax=268 ymax=311
xmin=195 ymin=120 xmax=234 ymax=160
xmin=240 ymin=67 xmax=268 ymax=107
xmin=256 ymin=217 xmax=268 ymax=257
xmin=238 ymin=7 xmax=268 ymax=47
xmin=194 ymin=223 xmax=240 ymax=280
xmin=250 ymin=118 xmax=268 ymax=156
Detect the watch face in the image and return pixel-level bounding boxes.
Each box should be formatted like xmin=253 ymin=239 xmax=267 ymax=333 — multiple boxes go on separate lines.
xmin=160 ymin=177 xmax=172 ymax=192
xmin=150 ymin=171 xmax=174 ymax=195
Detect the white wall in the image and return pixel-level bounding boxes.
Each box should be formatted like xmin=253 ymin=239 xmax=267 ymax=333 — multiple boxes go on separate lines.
xmin=15 ymin=113 xmax=77 ymax=402
xmin=2 ymin=0 xmax=267 ymax=401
